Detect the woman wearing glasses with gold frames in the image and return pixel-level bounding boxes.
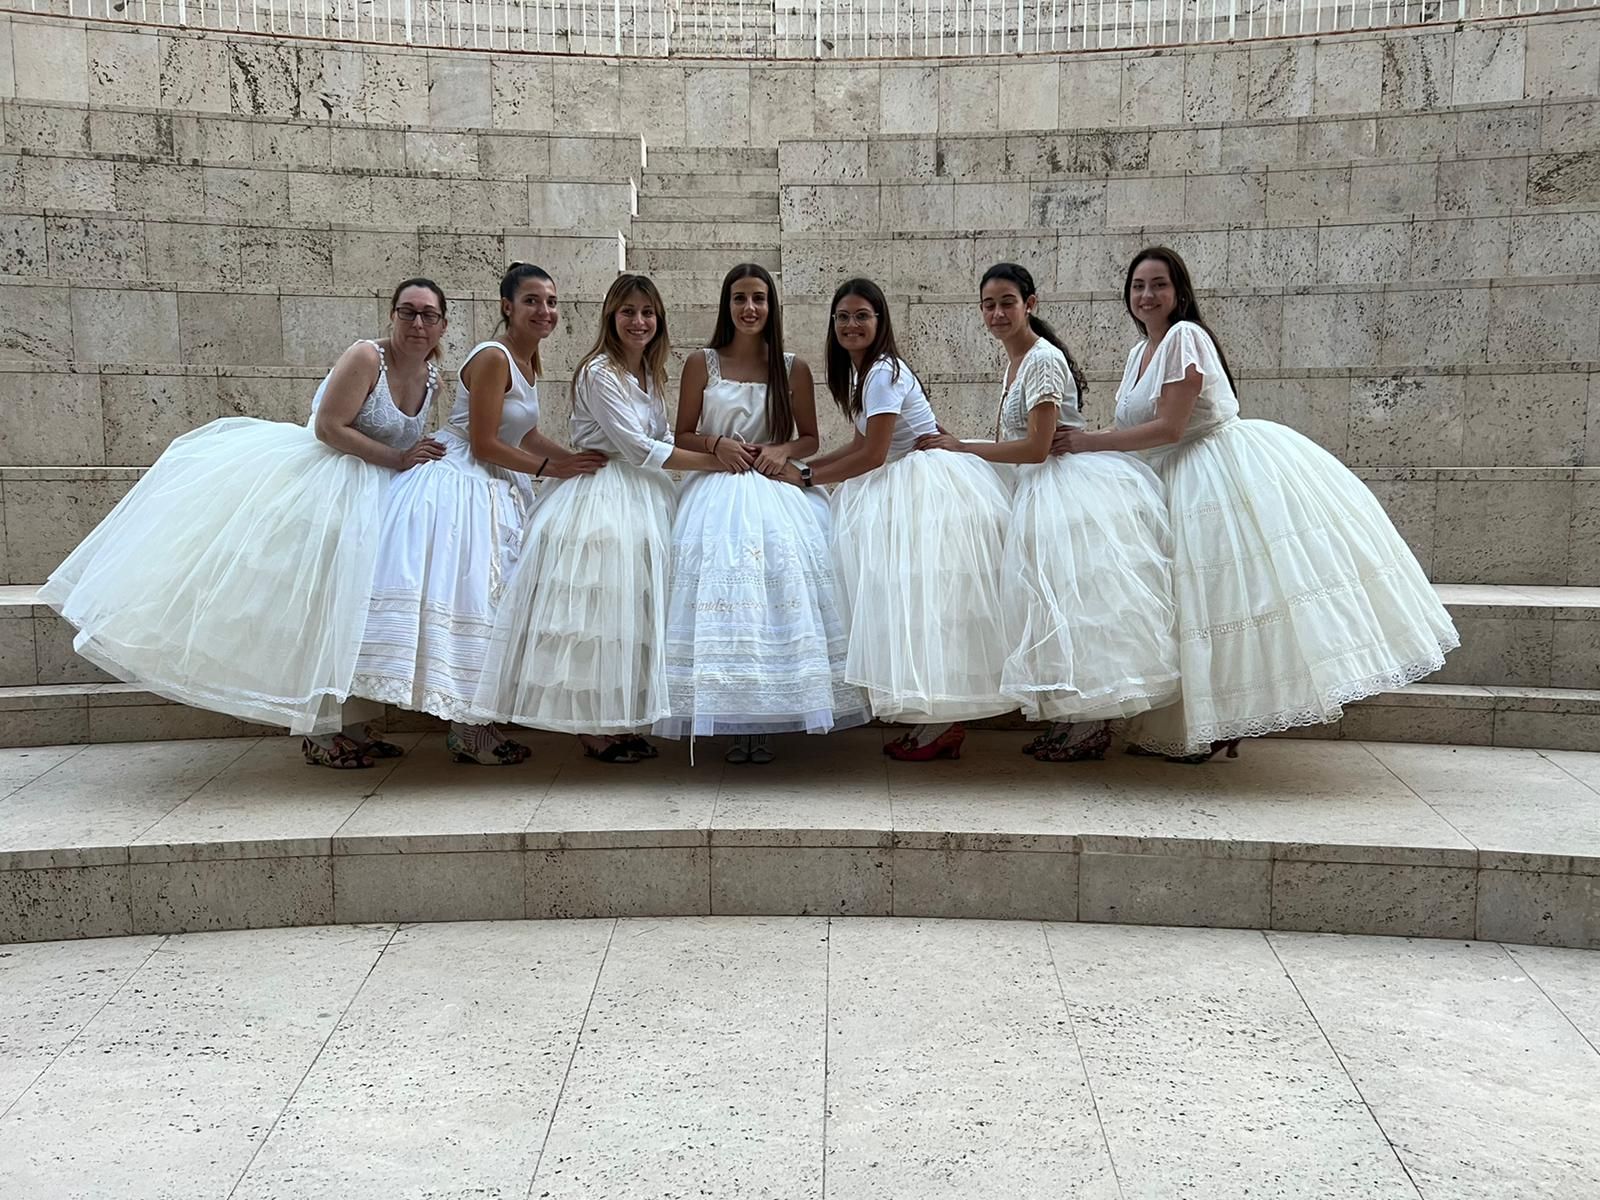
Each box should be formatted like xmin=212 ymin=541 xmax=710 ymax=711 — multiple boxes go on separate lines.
xmin=42 ymin=279 xmax=457 ymax=767
xmin=774 ymin=277 xmax=1013 ymax=762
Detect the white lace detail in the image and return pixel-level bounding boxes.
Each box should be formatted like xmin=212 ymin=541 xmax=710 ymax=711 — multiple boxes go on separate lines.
xmin=350 ymin=341 xmax=433 ymax=450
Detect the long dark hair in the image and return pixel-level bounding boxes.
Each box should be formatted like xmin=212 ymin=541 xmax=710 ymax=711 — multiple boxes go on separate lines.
xmin=496 ymin=261 xmax=554 ymax=379
xmin=825 ymin=277 xmax=917 ymax=421
xmin=389 ymin=277 xmax=447 ymax=362
xmin=709 ymin=263 xmax=794 ymax=441
xmin=575 ymin=273 xmax=671 ymax=399
xmin=979 ymin=262 xmax=1088 ymax=402
xmin=1123 ymin=246 xmax=1238 ymax=394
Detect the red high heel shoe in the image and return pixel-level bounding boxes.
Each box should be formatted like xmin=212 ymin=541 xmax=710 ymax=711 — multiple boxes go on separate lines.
xmin=884 ymin=724 xmax=966 ymax=762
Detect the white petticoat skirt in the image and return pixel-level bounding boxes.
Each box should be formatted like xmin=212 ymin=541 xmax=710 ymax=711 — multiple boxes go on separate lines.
xmin=473 ymin=461 xmax=676 ymax=733
xmin=350 ymin=429 xmax=533 ymax=721
xmin=38 ymin=418 xmax=387 ymax=735
xmin=657 ymin=472 xmax=869 ymax=738
xmin=830 ymin=449 xmax=1013 ymax=723
xmin=1126 ymin=418 xmax=1459 ymax=756
xmin=1001 ymin=452 xmax=1181 ymax=722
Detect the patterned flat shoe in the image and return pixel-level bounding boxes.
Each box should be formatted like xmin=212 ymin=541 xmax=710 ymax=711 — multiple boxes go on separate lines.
xmin=1034 ymin=725 xmax=1112 ymax=763
xmin=447 ymin=728 xmax=528 ymax=766
xmin=357 ymin=726 xmax=406 ymax=759
xmin=621 ymin=735 xmax=659 ymax=760
xmin=302 ymin=734 xmax=375 ymax=770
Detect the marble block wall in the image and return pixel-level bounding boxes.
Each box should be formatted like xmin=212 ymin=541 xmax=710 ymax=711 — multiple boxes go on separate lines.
xmin=0 ymin=13 xmax=1593 ymax=145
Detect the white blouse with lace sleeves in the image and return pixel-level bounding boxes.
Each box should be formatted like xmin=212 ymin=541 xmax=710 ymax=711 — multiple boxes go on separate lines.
xmin=570 ymin=358 xmax=675 ymax=470
xmin=999 ymin=340 xmax=1081 ymax=439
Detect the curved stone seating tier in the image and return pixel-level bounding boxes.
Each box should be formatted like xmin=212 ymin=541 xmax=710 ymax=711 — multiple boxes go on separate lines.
xmin=0 ymin=730 xmax=1596 ymax=949
xmin=4 ymin=14 xmax=1592 ymax=146
xmin=2 ymin=463 xmax=1596 ymax=588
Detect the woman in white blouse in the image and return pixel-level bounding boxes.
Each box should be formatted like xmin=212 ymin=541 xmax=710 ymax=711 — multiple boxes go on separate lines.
xmin=473 ymin=273 xmax=728 ymax=763
xmin=776 ymin=277 xmax=1013 ymax=762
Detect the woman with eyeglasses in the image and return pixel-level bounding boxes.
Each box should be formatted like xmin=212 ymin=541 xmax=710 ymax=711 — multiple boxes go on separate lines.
xmin=774 ymin=277 xmax=1012 ymax=762
xmin=657 ymin=263 xmax=868 ymax=763
xmin=350 ymin=262 xmax=607 ymax=766
xmin=42 ymin=278 xmax=457 ymax=766
xmin=1058 ymin=246 xmax=1457 ymax=762
xmin=915 ymin=262 xmax=1180 ymax=763
xmin=475 ymin=273 xmax=732 ymax=764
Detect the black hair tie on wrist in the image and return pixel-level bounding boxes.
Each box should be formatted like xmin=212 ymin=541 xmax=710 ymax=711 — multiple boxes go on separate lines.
xmin=536 ymin=457 xmax=549 ymax=477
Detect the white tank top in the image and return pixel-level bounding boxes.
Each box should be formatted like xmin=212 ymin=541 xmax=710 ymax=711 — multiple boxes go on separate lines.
xmin=447 ymin=341 xmax=541 ymax=446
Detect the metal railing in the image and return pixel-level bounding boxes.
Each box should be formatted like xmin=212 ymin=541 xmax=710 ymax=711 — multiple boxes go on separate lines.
xmin=38 ymin=0 xmax=1592 ymax=57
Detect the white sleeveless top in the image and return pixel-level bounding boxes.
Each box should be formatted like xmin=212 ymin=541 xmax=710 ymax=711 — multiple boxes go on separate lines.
xmin=447 ymin=341 xmax=542 ymax=446
xmin=853 ymin=355 xmax=938 ymax=463
xmin=997 ymin=339 xmax=1082 ymax=440
xmin=700 ymin=347 xmax=796 ymax=442
xmin=308 ymin=340 xmax=435 ymax=451
xmin=1113 ymin=321 xmax=1239 ymax=447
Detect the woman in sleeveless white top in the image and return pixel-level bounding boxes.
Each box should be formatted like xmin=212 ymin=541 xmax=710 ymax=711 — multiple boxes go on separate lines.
xmin=474 ymin=274 xmax=731 ymax=763
xmin=1063 ymin=248 xmax=1457 ymax=759
xmin=775 ymin=278 xmax=1012 ymax=760
xmin=916 ymin=264 xmax=1179 ymax=762
xmin=40 ymin=283 xmax=450 ymax=760
xmin=353 ymin=264 xmax=603 ymax=765
xmin=659 ymin=336 xmax=868 ymax=752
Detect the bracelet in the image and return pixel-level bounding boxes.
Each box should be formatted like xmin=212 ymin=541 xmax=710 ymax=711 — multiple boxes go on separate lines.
xmin=711 ymin=435 xmax=723 ymax=454
xmin=536 ymin=457 xmax=549 ymax=477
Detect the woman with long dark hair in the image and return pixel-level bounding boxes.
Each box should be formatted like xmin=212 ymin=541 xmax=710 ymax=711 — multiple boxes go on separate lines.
xmin=474 ymin=273 xmax=729 ymax=764
xmin=1058 ymin=246 xmax=1457 ymax=760
xmin=42 ymin=278 xmax=453 ymax=766
xmin=352 ymin=262 xmax=605 ymax=766
xmin=775 ymin=277 xmax=1012 ymax=761
xmin=916 ymin=262 xmax=1179 ymax=762
xmin=659 ymin=264 xmax=867 ymax=761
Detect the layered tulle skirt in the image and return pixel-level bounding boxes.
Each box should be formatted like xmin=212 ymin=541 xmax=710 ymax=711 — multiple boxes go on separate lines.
xmin=473 ymin=461 xmax=675 ymax=733
xmin=658 ymin=472 xmax=869 ymax=738
xmin=1001 ymin=453 xmax=1181 ymax=722
xmin=39 ymin=418 xmax=387 ymax=735
xmin=351 ymin=429 xmax=533 ymax=721
xmin=831 ymin=450 xmax=1013 ymax=723
xmin=1126 ymin=418 xmax=1459 ymax=755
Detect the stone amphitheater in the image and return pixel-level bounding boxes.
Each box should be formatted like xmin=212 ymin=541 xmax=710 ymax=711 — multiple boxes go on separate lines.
xmin=0 ymin=5 xmax=1598 ymax=1195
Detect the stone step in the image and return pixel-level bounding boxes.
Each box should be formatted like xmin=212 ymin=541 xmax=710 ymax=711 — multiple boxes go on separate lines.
xmin=637 ymin=192 xmax=780 ymax=219
xmin=648 ymin=147 xmax=778 ymax=174
xmin=628 ymin=243 xmax=783 ymax=274
xmin=628 ymin=216 xmax=781 ymax=244
xmin=2 ymin=729 xmax=1597 ymax=948
xmin=642 ymin=171 xmax=779 ymax=195
xmin=13 ymin=584 xmax=1600 ymax=694
xmin=643 ymin=268 xmax=786 ymax=297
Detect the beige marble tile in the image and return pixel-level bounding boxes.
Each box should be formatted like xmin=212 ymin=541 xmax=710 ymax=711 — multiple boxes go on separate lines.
xmin=0 ymin=925 xmax=390 ymax=1197
xmin=1504 ymin=942 xmax=1600 ymax=1044
xmin=1049 ymin=923 xmax=1415 ymax=1197
xmin=829 ymin=918 xmax=1118 ymax=1198
xmin=531 ymin=916 xmax=826 ymax=1198
xmin=0 ymin=933 xmax=161 ymax=1108
xmin=232 ymin=919 xmax=607 ymax=1198
xmin=1271 ymin=931 xmax=1600 ymax=1192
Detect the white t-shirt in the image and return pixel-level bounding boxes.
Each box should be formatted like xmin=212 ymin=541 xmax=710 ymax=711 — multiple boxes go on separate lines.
xmin=853 ymin=356 xmax=938 ymax=463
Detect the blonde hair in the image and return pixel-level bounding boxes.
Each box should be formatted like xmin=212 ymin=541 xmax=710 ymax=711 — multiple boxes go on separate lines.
xmin=574 ymin=274 xmax=671 ymax=398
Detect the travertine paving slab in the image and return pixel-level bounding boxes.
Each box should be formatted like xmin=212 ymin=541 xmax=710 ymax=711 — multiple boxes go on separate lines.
xmin=1269 ymin=932 xmax=1600 ymax=1199
xmin=531 ymin=737 xmax=723 ymax=839
xmin=0 ymin=744 xmax=83 ymax=801
xmin=1047 ymin=924 xmax=1418 ymax=1199
xmin=0 ymin=933 xmax=161 ymax=1112
xmin=1505 ymin=942 xmax=1600 ymax=1046
xmin=0 ymin=924 xmax=392 ymax=1199
xmin=232 ymin=919 xmax=611 ymax=1200
xmin=825 ymin=918 xmax=1119 ymax=1199
xmin=531 ymin=916 xmax=827 ymax=1198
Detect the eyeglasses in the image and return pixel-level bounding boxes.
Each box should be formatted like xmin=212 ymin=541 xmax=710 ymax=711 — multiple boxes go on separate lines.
xmin=394 ymin=307 xmax=444 ymax=327
xmin=833 ymin=310 xmax=878 ymax=328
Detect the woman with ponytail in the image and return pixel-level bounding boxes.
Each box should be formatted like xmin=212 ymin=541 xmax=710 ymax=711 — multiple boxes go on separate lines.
xmin=658 ymin=264 xmax=867 ymax=760
xmin=774 ymin=277 xmax=1012 ymax=761
xmin=916 ymin=262 xmax=1179 ymax=762
xmin=352 ymin=262 xmax=606 ymax=765
xmin=1058 ymin=246 xmax=1457 ymax=761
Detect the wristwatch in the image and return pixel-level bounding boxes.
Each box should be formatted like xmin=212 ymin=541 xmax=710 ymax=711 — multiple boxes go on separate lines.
xmin=792 ymin=461 xmax=814 ymax=488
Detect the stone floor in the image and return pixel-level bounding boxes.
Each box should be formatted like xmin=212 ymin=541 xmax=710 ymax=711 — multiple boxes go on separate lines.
xmin=1 ymin=917 xmax=1597 ymax=1198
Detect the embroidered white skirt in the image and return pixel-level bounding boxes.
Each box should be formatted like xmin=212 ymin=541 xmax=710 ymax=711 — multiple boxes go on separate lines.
xmin=473 ymin=461 xmax=676 ymax=734
xmin=1127 ymin=418 xmax=1459 ymax=756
